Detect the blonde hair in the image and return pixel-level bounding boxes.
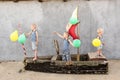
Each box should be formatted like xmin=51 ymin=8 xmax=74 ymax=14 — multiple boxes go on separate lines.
xmin=31 ymin=24 xmax=37 ymax=30
xmin=97 ymin=28 xmax=104 ymax=33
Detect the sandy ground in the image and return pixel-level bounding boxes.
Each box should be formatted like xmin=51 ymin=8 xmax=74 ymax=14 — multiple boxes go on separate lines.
xmin=0 ymin=60 xmax=120 ymax=80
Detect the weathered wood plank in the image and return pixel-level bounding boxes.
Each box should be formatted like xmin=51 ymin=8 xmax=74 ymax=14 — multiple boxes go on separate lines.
xmin=51 ymin=55 xmax=58 ymax=61
xmin=53 ymin=61 xmax=108 ymax=66
xmin=54 ymin=40 xmax=60 ymax=55
xmin=88 ymin=52 xmax=107 ymax=60
xmin=24 ymin=54 xmax=108 ymax=74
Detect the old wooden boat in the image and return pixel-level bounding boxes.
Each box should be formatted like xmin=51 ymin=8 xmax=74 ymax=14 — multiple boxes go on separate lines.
xmin=23 ymin=53 xmax=108 ymax=74
xmin=23 ymin=40 xmax=108 ymax=74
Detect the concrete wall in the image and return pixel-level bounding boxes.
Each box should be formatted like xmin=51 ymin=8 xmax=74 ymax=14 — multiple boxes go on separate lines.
xmin=0 ymin=0 xmax=119 ymax=61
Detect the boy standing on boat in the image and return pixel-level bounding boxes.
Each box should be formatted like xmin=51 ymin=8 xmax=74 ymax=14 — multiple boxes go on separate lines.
xmin=27 ymin=24 xmax=39 ymax=61
xmin=54 ymin=31 xmax=73 ymax=65
xmin=96 ymin=28 xmax=104 ymax=56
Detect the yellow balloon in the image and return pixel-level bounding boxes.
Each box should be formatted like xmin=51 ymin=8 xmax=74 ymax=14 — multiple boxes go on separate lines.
xmin=92 ymin=38 xmax=101 ymax=47
xmin=10 ymin=30 xmax=18 ymax=42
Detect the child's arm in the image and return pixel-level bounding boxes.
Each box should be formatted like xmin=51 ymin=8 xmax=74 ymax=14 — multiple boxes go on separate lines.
xmin=26 ymin=31 xmax=32 ymax=37
xmin=68 ymin=39 xmax=74 ymax=47
xmin=36 ymin=31 xmax=39 ymax=45
xmin=54 ymin=31 xmax=64 ymax=39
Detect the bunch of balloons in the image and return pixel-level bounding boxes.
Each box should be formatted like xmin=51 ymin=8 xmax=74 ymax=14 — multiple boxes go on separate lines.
xmin=10 ymin=30 xmax=26 ymax=44
xmin=92 ymin=38 xmax=101 ymax=47
xmin=73 ymin=39 xmax=81 ymax=48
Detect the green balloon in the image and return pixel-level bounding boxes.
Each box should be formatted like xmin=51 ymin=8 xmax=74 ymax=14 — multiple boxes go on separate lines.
xmin=69 ymin=17 xmax=79 ymax=24
xmin=18 ymin=33 xmax=26 ymax=44
xmin=73 ymin=39 xmax=81 ymax=48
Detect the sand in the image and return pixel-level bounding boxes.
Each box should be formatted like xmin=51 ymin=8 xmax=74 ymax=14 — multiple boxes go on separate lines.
xmin=0 ymin=60 xmax=120 ymax=80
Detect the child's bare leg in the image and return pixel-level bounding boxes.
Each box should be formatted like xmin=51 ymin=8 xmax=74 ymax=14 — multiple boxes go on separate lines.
xmin=33 ymin=50 xmax=38 ymax=61
xmin=97 ymin=49 xmax=102 ymax=56
xmin=96 ymin=49 xmax=100 ymax=56
xmin=98 ymin=49 xmax=100 ymax=55
xmin=99 ymin=49 xmax=103 ymax=55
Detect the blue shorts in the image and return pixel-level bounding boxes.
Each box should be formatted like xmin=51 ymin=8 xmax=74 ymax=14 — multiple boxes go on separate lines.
xmin=97 ymin=44 xmax=103 ymax=50
xmin=62 ymin=49 xmax=71 ymax=61
xmin=31 ymin=42 xmax=37 ymax=50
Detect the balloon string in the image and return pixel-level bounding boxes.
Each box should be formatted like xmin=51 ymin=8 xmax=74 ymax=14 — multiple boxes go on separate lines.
xmin=18 ymin=24 xmax=22 ymax=34
xmin=18 ymin=24 xmax=27 ymax=57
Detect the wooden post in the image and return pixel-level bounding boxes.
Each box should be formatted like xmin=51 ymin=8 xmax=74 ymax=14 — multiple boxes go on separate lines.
xmin=53 ymin=40 xmax=60 ymax=55
xmin=77 ymin=25 xmax=80 ymax=61
xmin=76 ymin=6 xmax=80 ymax=61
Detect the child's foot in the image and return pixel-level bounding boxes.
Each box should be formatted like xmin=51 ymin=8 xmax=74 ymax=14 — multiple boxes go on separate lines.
xmin=96 ymin=54 xmax=102 ymax=58
xmin=98 ymin=53 xmax=103 ymax=56
xmin=66 ymin=61 xmax=72 ymax=65
xmin=33 ymin=57 xmax=37 ymax=61
xmin=98 ymin=54 xmax=102 ymax=56
xmin=66 ymin=62 xmax=69 ymax=65
xmin=69 ymin=61 xmax=73 ymax=65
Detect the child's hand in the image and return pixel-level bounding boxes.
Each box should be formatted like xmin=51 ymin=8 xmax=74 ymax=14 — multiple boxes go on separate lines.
xmin=25 ymin=33 xmax=29 ymax=37
xmin=25 ymin=33 xmax=28 ymax=35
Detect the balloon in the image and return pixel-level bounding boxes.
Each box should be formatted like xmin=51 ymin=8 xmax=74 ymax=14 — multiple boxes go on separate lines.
xmin=10 ymin=30 xmax=18 ymax=42
xmin=18 ymin=33 xmax=26 ymax=44
xmin=73 ymin=39 xmax=81 ymax=48
xmin=68 ymin=24 xmax=79 ymax=40
xmin=92 ymin=38 xmax=101 ymax=47
xmin=69 ymin=17 xmax=79 ymax=25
